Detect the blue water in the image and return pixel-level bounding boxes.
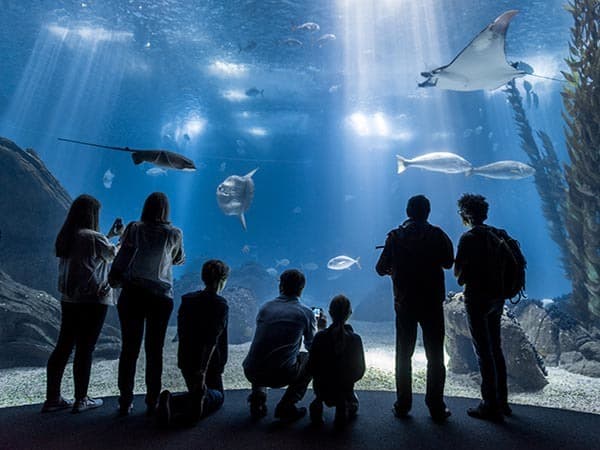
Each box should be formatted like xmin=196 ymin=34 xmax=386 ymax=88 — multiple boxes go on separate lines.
xmin=0 ymin=0 xmax=572 ymax=305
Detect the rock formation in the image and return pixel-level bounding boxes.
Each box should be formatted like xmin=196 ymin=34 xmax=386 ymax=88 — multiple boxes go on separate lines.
xmin=444 ymin=293 xmax=548 ymax=391
xmin=0 ymin=270 xmax=120 ymax=368
xmin=510 ymin=299 xmax=600 ymax=377
xmin=0 ymin=137 xmax=71 ymax=297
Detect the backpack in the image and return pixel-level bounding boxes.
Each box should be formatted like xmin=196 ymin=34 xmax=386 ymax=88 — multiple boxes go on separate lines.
xmin=486 ymin=227 xmax=527 ymax=303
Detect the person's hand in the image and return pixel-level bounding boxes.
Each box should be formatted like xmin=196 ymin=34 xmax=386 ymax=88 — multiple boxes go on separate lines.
xmin=107 ymin=218 xmax=124 ymax=239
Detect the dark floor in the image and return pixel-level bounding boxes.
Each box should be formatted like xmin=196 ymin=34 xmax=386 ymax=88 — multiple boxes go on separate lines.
xmin=0 ymin=390 xmax=598 ymax=450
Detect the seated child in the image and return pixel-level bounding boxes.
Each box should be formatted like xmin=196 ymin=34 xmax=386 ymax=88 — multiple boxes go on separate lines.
xmin=157 ymin=259 xmax=230 ymax=426
xmin=308 ymin=295 xmax=366 ymax=427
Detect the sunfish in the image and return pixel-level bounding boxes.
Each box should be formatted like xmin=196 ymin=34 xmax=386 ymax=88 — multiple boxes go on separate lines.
xmin=58 ymin=137 xmax=196 ymax=171
xmin=327 ymin=255 xmax=361 ymax=271
xmin=396 ymin=152 xmax=472 ymax=174
xmin=216 ymin=168 xmax=258 ymax=230
xmin=102 ymin=169 xmax=115 ymax=189
xmin=469 ymin=161 xmax=535 ymax=179
xmin=418 ymin=10 xmax=528 ymax=91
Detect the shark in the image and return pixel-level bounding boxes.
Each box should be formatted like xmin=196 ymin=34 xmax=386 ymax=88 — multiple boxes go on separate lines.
xmin=58 ymin=137 xmax=196 ymax=171
xmin=216 ymin=168 xmax=258 ymax=230
xmin=418 ymin=10 xmax=528 ymax=91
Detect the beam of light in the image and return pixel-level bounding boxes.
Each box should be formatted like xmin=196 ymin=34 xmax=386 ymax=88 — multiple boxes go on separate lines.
xmin=221 ymin=89 xmax=247 ymax=102
xmin=161 ymin=113 xmax=207 ymax=145
xmin=47 ymin=24 xmax=133 ymax=43
xmin=208 ymin=60 xmax=248 ymax=77
xmin=345 ymin=111 xmax=413 ymax=141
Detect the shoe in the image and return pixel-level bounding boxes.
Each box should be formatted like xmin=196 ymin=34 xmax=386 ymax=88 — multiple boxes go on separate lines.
xmin=248 ymin=393 xmax=267 ymax=419
xmin=157 ymin=390 xmax=171 ymax=426
xmin=309 ymin=399 xmax=324 ymax=425
xmin=41 ymin=397 xmax=73 ymax=413
xmin=501 ymin=403 xmax=513 ymax=416
xmin=118 ymin=403 xmax=133 ymax=417
xmin=430 ymin=407 xmax=452 ymax=423
xmin=392 ymin=402 xmax=410 ymax=418
xmin=467 ymin=404 xmax=504 ymax=423
xmin=72 ymin=396 xmax=103 ymax=413
xmin=274 ymin=403 xmax=307 ymax=423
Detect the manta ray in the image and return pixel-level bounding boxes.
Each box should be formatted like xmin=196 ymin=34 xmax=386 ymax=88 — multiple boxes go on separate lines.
xmin=216 ymin=168 xmax=258 ymax=230
xmin=58 ymin=137 xmax=196 ymax=171
xmin=419 ymin=10 xmax=529 ymax=91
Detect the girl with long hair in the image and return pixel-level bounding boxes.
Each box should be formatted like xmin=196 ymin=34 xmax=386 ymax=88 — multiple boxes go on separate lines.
xmin=43 ymin=194 xmax=121 ymax=413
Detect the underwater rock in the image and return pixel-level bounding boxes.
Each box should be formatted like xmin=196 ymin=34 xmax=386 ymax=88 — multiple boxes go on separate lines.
xmin=0 ymin=137 xmax=71 ymax=297
xmin=353 ymin=281 xmax=395 ymax=322
xmin=0 ymin=271 xmax=120 ymax=368
xmin=509 ymin=299 xmax=600 ymax=377
xmin=226 ymin=261 xmax=278 ymax=303
xmin=444 ymin=293 xmax=548 ymax=391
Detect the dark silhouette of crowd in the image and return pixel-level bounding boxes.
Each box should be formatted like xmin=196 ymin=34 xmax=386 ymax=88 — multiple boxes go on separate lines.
xmin=42 ymin=191 xmax=523 ymax=428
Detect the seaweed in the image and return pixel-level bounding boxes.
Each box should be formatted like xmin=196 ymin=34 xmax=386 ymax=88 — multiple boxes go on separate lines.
xmin=561 ymin=0 xmax=600 ymax=322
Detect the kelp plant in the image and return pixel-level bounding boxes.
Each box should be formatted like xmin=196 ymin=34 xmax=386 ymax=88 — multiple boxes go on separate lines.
xmin=561 ymin=0 xmax=600 ymax=322
xmin=504 ymin=81 xmax=571 ymax=282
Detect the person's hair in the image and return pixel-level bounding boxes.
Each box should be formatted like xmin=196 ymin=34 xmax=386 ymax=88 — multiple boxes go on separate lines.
xmin=141 ymin=192 xmax=170 ymax=224
xmin=406 ymin=195 xmax=431 ymax=221
xmin=202 ymin=259 xmax=230 ymax=286
xmin=55 ymin=194 xmax=101 ymax=258
xmin=279 ymin=269 xmax=306 ymax=297
xmin=329 ymin=294 xmax=353 ymax=355
xmin=458 ymin=193 xmax=489 ymax=225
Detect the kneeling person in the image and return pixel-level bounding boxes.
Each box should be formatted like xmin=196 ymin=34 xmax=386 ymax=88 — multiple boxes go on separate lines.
xmin=308 ymin=295 xmax=365 ymax=428
xmin=158 ymin=260 xmax=230 ymax=426
xmin=243 ymin=269 xmax=324 ymax=422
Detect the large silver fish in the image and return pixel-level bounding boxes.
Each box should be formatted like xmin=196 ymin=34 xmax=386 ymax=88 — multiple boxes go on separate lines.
xmin=418 ymin=10 xmax=528 ymax=91
xmin=216 ymin=168 xmax=258 ymax=230
xmin=470 ymin=161 xmax=535 ymax=179
xmin=396 ymin=152 xmax=472 ymax=174
xmin=327 ymin=255 xmax=361 ymax=271
xmin=58 ymin=137 xmax=196 ymax=171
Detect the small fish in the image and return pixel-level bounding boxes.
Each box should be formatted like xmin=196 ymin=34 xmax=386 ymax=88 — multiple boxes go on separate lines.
xmin=103 ymin=169 xmax=115 ymax=189
xmin=275 ymin=258 xmax=290 ymax=268
xmin=146 ymin=167 xmax=168 ymax=176
xmin=469 ymin=161 xmax=535 ymax=179
xmin=396 ymin=152 xmax=472 ymax=174
xmin=281 ymin=38 xmax=303 ymax=47
xmin=292 ymin=22 xmax=320 ymax=32
xmin=327 ymin=255 xmax=361 ymax=271
xmin=238 ymin=40 xmax=257 ymax=52
xmin=316 ymin=33 xmax=336 ymax=47
xmin=241 ymin=244 xmax=251 ymax=254
xmin=266 ymin=268 xmax=278 ymax=277
xmin=292 ymin=206 xmax=302 ymax=214
xmin=302 ymin=262 xmax=319 ymax=271
xmin=245 ymin=87 xmax=264 ymax=97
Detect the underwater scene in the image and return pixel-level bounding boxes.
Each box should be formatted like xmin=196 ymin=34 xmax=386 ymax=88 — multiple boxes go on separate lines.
xmin=0 ymin=0 xmax=599 ymax=413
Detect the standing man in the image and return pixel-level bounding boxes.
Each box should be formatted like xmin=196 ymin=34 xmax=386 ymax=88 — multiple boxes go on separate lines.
xmin=376 ymin=195 xmax=454 ymax=422
xmin=243 ymin=269 xmax=326 ymax=422
xmin=455 ymin=193 xmax=513 ymax=422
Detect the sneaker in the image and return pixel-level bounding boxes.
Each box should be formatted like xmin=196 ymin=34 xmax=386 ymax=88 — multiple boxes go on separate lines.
xmin=467 ymin=404 xmax=504 ymax=423
xmin=430 ymin=407 xmax=452 ymax=423
xmin=309 ymin=399 xmax=324 ymax=425
xmin=274 ymin=403 xmax=307 ymax=423
xmin=248 ymin=393 xmax=268 ymax=419
xmin=72 ymin=396 xmax=103 ymax=414
xmin=157 ymin=390 xmax=171 ymax=426
xmin=41 ymin=397 xmax=73 ymax=413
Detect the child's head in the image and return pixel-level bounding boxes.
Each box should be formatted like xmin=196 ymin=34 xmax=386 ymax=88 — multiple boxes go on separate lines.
xmin=201 ymin=259 xmax=230 ymax=291
xmin=329 ymin=294 xmax=352 ymax=324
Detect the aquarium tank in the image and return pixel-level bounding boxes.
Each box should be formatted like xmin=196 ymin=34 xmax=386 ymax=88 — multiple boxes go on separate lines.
xmin=0 ymin=0 xmax=598 ymax=414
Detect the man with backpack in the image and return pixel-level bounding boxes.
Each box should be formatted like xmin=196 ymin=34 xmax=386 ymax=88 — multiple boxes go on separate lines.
xmin=376 ymin=195 xmax=454 ymax=422
xmin=455 ymin=193 xmax=526 ymax=422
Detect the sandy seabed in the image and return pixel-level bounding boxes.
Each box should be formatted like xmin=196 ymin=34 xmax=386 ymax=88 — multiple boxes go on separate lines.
xmin=1 ymin=321 xmax=599 ymax=414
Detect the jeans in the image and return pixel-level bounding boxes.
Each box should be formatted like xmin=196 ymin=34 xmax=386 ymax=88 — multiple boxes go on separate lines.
xmin=46 ymin=302 xmax=108 ymax=401
xmin=465 ymin=299 xmax=507 ymax=410
xmin=246 ymin=351 xmax=311 ymax=408
xmin=117 ymin=285 xmax=173 ymax=408
xmin=394 ymin=301 xmax=446 ymax=413
xmin=167 ymin=369 xmax=225 ymax=425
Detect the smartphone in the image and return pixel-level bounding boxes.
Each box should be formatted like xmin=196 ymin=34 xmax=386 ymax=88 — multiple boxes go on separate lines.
xmin=312 ymin=307 xmax=322 ymax=319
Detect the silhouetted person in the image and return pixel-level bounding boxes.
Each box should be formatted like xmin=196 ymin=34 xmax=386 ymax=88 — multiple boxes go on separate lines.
xmin=157 ymin=259 xmax=230 ymax=427
xmin=115 ymin=192 xmax=185 ymax=416
xmin=455 ymin=193 xmax=510 ymax=422
xmin=43 ymin=195 xmax=122 ymax=413
xmin=243 ymin=269 xmax=325 ymax=422
xmin=308 ymin=295 xmax=365 ymax=428
xmin=376 ymin=195 xmax=453 ymax=421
